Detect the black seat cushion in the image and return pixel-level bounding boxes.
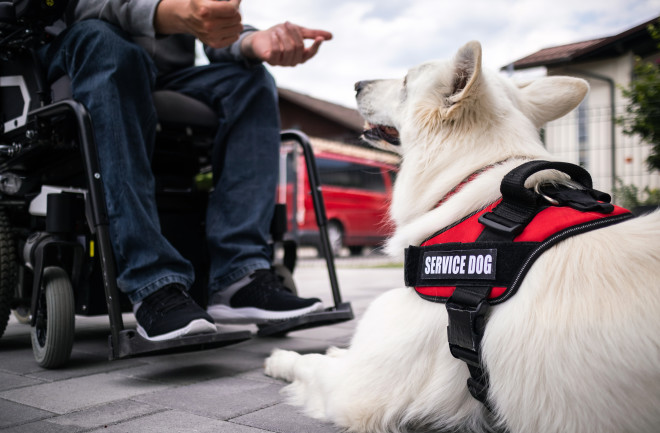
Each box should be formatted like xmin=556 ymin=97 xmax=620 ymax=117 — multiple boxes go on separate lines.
xmin=50 ymin=76 xmax=217 ymax=130
xmin=152 ymin=90 xmax=218 ymax=130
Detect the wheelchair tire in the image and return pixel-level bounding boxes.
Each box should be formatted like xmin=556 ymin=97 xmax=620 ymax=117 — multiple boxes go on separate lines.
xmin=0 ymin=210 xmax=17 ymax=339
xmin=30 ymin=267 xmax=75 ymax=368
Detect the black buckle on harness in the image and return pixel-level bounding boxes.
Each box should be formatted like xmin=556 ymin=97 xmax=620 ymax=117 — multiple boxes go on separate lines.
xmin=467 ymin=373 xmax=490 ymax=404
xmin=446 ymin=286 xmax=492 ymax=404
xmin=539 ymin=185 xmax=614 ymax=213
xmin=447 ymin=298 xmax=488 ymax=367
xmin=478 ymin=212 xmax=524 ymax=236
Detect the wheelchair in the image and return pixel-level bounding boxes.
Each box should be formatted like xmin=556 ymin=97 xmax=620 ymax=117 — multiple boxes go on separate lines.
xmin=0 ymin=0 xmax=353 ymax=368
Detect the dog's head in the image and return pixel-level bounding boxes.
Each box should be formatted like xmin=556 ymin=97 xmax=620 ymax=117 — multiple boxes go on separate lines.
xmin=355 ymin=41 xmax=588 ymax=156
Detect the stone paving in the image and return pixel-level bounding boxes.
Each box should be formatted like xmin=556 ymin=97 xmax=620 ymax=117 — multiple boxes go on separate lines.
xmin=0 ymin=258 xmax=404 ymax=433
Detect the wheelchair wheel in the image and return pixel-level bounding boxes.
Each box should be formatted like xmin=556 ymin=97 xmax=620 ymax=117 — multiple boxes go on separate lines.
xmin=30 ymin=267 xmax=75 ymax=368
xmin=0 ymin=210 xmax=17 ymax=339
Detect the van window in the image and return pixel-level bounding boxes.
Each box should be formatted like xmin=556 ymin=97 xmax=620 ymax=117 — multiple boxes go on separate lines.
xmin=317 ymin=157 xmax=386 ymax=193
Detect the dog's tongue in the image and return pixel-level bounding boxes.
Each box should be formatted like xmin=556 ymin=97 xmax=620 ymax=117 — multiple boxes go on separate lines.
xmin=366 ymin=123 xmax=398 ymax=137
xmin=379 ymin=126 xmax=398 ymax=137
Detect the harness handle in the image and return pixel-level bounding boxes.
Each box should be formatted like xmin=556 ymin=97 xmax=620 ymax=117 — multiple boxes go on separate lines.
xmin=500 ymin=160 xmax=593 ymax=208
xmin=479 ymin=161 xmax=597 ymax=238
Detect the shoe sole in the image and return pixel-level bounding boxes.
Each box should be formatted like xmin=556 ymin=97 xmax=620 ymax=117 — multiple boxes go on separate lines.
xmin=207 ymin=302 xmax=324 ymax=324
xmin=136 ymin=319 xmax=218 ymax=341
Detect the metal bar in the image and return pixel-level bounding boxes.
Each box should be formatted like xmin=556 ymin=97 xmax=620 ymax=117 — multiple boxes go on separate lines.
xmin=28 ymin=100 xmax=125 ymax=359
xmin=280 ymin=130 xmax=342 ymax=307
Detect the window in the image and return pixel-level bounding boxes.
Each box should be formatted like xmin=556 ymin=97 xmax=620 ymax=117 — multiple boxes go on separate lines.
xmin=317 ymin=158 xmax=386 ymax=192
xmin=577 ymin=100 xmax=589 ymax=168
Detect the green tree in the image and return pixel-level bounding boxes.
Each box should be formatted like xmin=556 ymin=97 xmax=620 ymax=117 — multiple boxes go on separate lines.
xmin=619 ymin=21 xmax=660 ymax=172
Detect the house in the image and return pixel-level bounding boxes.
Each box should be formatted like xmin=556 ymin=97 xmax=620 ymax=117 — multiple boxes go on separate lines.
xmin=278 ymin=88 xmax=365 ymax=146
xmin=503 ymin=16 xmax=660 ymax=200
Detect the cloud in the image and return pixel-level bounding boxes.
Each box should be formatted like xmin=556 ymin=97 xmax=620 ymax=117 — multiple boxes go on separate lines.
xmin=239 ymin=0 xmax=660 ymax=108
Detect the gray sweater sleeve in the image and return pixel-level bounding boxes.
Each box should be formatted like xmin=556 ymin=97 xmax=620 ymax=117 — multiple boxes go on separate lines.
xmin=73 ymin=0 xmax=160 ymax=37
xmin=204 ymin=25 xmax=260 ymax=66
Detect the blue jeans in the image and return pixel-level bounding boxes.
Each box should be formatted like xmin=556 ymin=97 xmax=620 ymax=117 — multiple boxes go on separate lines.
xmin=39 ymin=20 xmax=279 ymax=303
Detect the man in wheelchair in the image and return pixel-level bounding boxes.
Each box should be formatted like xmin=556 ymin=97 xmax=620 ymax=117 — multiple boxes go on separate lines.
xmin=36 ymin=0 xmax=333 ymax=342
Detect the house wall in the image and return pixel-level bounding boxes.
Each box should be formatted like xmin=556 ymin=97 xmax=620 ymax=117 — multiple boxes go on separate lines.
xmin=278 ymin=99 xmax=361 ymax=144
xmin=537 ymin=54 xmax=660 ymax=202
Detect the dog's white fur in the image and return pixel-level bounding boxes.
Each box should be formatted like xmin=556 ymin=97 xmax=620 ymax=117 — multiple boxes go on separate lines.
xmin=265 ymin=41 xmax=660 ymax=433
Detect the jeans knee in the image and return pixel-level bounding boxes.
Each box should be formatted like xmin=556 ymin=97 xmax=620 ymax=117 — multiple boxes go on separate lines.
xmin=58 ymin=20 xmax=156 ymax=85
xmin=250 ymin=65 xmax=278 ymax=101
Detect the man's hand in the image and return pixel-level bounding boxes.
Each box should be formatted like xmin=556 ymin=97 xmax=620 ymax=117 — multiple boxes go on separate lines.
xmin=155 ymin=0 xmax=243 ymax=48
xmin=241 ymin=22 xmax=332 ymax=67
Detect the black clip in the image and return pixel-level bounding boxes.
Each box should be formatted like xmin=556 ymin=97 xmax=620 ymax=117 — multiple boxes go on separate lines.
xmin=446 ymin=299 xmax=489 ymax=368
xmin=478 ymin=212 xmax=524 ymax=236
xmin=539 ymin=185 xmax=614 ymax=213
xmin=467 ymin=375 xmax=489 ymax=403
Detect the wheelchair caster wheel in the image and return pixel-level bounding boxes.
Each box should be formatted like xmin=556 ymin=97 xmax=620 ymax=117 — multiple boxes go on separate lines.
xmin=30 ymin=267 xmax=75 ymax=368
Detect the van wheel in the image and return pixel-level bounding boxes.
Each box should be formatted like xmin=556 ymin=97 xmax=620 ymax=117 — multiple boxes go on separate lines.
xmin=326 ymin=222 xmax=343 ymax=257
xmin=348 ymin=246 xmax=363 ymax=256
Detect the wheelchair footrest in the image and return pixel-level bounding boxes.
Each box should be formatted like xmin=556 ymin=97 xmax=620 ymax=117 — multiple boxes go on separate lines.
xmin=110 ymin=328 xmax=252 ymax=360
xmin=256 ymin=302 xmax=354 ymax=337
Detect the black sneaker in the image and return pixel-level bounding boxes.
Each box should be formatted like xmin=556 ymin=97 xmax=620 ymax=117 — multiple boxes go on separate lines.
xmin=135 ymin=284 xmax=217 ymax=341
xmin=207 ymin=269 xmax=323 ymax=324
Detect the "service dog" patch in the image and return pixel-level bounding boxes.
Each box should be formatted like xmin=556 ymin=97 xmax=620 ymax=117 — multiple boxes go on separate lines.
xmin=420 ymin=249 xmax=497 ymax=280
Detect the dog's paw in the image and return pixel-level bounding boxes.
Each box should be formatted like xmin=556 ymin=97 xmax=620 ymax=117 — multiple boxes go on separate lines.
xmin=264 ymin=349 xmax=300 ymax=382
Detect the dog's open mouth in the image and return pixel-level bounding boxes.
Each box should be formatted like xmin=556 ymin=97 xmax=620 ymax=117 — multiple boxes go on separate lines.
xmin=363 ymin=123 xmax=400 ymax=146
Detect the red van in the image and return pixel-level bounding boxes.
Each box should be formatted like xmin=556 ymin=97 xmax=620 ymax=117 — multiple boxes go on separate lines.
xmin=279 ymin=138 xmax=398 ymax=256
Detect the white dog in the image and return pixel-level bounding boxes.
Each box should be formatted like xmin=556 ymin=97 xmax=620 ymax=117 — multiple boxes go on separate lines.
xmin=265 ymin=41 xmax=660 ymax=433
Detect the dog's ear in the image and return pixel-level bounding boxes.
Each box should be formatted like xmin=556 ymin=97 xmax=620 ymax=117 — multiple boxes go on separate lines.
xmin=413 ymin=41 xmax=482 ymax=133
xmin=517 ymin=77 xmax=589 ymax=127
xmin=445 ymin=41 xmax=482 ymax=117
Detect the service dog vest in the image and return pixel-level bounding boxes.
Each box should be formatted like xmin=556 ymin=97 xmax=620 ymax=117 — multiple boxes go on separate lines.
xmin=403 ymin=161 xmax=634 ymax=407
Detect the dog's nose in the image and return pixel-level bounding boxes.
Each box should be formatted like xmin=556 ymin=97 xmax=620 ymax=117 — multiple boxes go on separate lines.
xmin=354 ymin=80 xmax=370 ymax=95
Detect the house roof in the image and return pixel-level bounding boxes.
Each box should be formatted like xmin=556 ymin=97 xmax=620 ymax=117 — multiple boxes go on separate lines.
xmin=277 ymin=87 xmax=365 ymax=132
xmin=505 ymin=16 xmax=659 ymax=70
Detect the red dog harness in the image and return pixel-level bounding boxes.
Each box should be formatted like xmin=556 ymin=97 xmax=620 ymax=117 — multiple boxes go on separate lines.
xmin=403 ymin=161 xmax=634 ymax=407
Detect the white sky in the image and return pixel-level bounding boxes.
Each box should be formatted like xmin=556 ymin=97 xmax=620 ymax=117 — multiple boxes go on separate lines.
xmin=234 ymin=0 xmax=660 ymax=109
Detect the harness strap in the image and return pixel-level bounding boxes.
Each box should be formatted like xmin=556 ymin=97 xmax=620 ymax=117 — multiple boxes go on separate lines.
xmin=436 ymin=162 xmax=505 ymax=207
xmin=446 ymin=285 xmax=491 ymax=405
